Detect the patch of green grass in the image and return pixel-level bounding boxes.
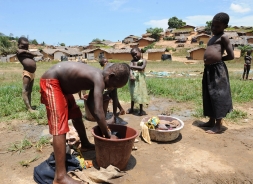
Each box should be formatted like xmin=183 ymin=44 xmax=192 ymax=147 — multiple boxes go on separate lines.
xmin=0 ymin=61 xmax=253 ymax=124
xmin=226 ymin=109 xmax=247 ymax=121
xmin=35 ymin=136 xmax=50 ymax=152
xmin=8 ymin=138 xmax=32 ymax=153
xmin=146 ymin=77 xmax=202 ymax=102
xmin=172 ymin=48 xmax=190 ymax=57
xmin=19 ymin=155 xmax=40 ymax=167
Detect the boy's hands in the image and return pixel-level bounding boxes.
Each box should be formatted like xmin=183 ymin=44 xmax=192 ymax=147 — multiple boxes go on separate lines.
xmin=17 ymin=49 xmax=38 ymax=58
xmin=110 ymin=135 xmax=119 ymax=140
xmin=16 ymin=49 xmax=27 ymax=55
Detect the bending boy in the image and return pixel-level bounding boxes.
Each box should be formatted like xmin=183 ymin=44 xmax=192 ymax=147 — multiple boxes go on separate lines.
xmin=17 ymin=37 xmax=37 ymax=111
xmin=200 ymin=12 xmax=234 ymax=134
xmin=40 ymin=61 xmax=130 ymax=184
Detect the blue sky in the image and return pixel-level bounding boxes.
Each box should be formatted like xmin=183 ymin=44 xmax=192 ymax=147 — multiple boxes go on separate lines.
xmin=0 ymin=0 xmax=252 ymax=46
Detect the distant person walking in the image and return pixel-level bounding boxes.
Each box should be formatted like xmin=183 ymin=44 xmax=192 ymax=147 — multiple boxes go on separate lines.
xmin=242 ymin=51 xmax=252 ymax=80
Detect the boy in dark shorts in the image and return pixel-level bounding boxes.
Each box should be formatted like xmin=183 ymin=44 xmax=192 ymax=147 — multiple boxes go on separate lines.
xmin=242 ymin=51 xmax=252 ymax=80
xmin=199 ymin=12 xmax=234 ymax=134
xmin=17 ymin=37 xmax=38 ymax=111
xmin=40 ymin=61 xmax=130 ymax=184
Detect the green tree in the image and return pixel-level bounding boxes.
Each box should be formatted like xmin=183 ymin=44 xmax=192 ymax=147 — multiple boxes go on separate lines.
xmin=60 ymin=43 xmax=65 ymax=46
xmin=8 ymin=33 xmax=15 ymax=40
xmin=0 ymin=36 xmax=12 ymax=48
xmin=168 ymin=16 xmax=186 ymax=29
xmin=92 ymin=38 xmax=101 ymax=42
xmin=238 ymin=45 xmax=253 ymax=56
xmin=205 ymin=21 xmax=212 ymax=34
xmin=142 ymin=42 xmax=156 ymax=53
xmin=41 ymin=41 xmax=45 ymax=46
xmin=0 ymin=36 xmax=17 ymax=56
xmin=31 ymin=39 xmax=38 ymax=45
xmin=146 ymin=27 xmax=163 ymax=41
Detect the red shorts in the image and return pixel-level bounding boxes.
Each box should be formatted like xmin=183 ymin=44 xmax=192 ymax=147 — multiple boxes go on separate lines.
xmin=40 ymin=79 xmax=82 ymax=135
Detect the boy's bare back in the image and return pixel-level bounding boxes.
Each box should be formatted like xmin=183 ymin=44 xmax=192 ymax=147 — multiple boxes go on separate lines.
xmin=41 ymin=61 xmax=104 ymax=94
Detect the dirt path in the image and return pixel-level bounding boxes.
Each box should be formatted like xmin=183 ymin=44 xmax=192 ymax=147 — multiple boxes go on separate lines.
xmin=0 ymin=96 xmax=253 ymax=183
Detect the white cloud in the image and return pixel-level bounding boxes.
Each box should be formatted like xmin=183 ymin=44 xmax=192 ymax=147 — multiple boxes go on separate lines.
xmin=230 ymin=15 xmax=253 ymax=26
xmin=109 ymin=0 xmax=128 ymax=10
xmin=183 ymin=15 xmax=213 ymax=26
xmin=144 ymin=15 xmax=214 ymax=30
xmin=144 ymin=19 xmax=168 ymax=30
xmin=230 ymin=3 xmax=251 ymax=13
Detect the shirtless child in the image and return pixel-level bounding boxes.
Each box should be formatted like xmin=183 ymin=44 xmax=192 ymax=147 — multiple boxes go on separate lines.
xmin=242 ymin=51 xmax=252 ymax=80
xmin=200 ymin=12 xmax=234 ymax=134
xmin=99 ymin=58 xmax=126 ymax=116
xmin=17 ymin=37 xmax=38 ymax=111
xmin=40 ymin=61 xmax=130 ymax=184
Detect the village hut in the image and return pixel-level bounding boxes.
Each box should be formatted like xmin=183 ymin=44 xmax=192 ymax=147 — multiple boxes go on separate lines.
xmin=240 ymin=36 xmax=253 ymax=44
xmin=193 ymin=34 xmax=211 ymax=44
xmin=224 ymin=31 xmax=239 ymax=39
xmin=54 ymin=48 xmax=82 ymax=61
xmin=180 ymin=25 xmax=195 ymax=30
xmin=41 ymin=48 xmax=55 ymax=60
xmin=175 ymin=34 xmax=188 ymax=43
xmin=187 ymin=47 xmax=206 ymax=60
xmin=122 ymin=35 xmax=140 ymax=44
xmin=172 ymin=29 xmax=193 ymax=37
xmin=142 ymin=33 xmax=152 ymax=38
xmin=164 ymin=28 xmax=175 ymax=36
xmin=229 ymin=39 xmax=247 ymax=47
xmin=7 ymin=54 xmax=18 ymax=62
xmin=138 ymin=37 xmax=156 ymax=48
xmin=109 ymin=48 xmax=132 ymax=60
xmin=146 ymin=48 xmax=166 ymax=61
xmin=129 ymin=43 xmax=139 ymax=49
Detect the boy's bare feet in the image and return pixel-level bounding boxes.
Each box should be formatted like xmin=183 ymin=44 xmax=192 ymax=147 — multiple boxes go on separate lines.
xmin=126 ymin=109 xmax=134 ymax=114
xmin=205 ymin=125 xmax=222 ymax=134
xmin=198 ymin=120 xmax=215 ymax=127
xmin=53 ymin=174 xmax=86 ymax=184
xmin=31 ymin=105 xmax=37 ymax=110
xmin=28 ymin=109 xmax=38 ymax=113
xmin=138 ymin=111 xmax=145 ymax=116
xmin=119 ymin=109 xmax=126 ymax=115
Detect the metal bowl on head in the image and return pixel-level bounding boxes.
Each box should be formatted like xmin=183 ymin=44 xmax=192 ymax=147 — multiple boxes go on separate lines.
xmin=141 ymin=115 xmax=184 ymax=142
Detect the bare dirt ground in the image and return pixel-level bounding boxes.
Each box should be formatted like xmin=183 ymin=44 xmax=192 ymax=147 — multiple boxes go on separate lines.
xmin=1 ymin=95 xmax=253 ymax=184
